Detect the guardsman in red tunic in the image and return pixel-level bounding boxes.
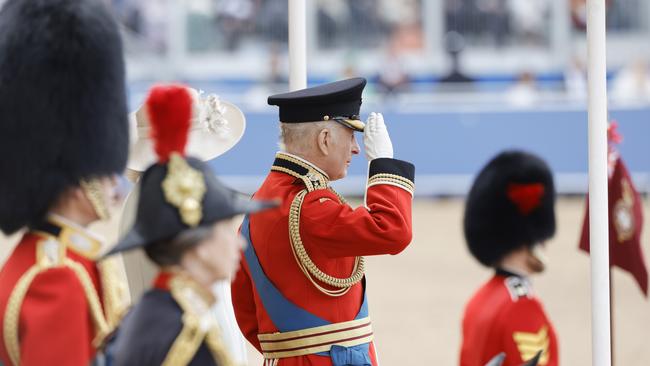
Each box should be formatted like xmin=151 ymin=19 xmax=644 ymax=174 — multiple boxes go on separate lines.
xmin=0 ymin=0 xmax=130 ymax=365
xmin=231 ymin=78 xmax=415 ymax=366
xmin=460 ymin=151 xmax=559 ymax=366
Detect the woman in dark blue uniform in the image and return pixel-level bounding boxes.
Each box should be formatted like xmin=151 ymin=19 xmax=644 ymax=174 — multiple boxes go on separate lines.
xmin=105 ymin=85 xmax=276 ymax=366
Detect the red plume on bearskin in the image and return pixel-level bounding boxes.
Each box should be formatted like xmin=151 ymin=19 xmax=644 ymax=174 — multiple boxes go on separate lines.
xmin=507 ymin=183 xmax=545 ymax=216
xmin=145 ymin=85 xmax=193 ymax=163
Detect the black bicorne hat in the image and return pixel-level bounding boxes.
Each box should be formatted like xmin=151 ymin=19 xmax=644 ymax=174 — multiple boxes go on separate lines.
xmin=268 ymin=77 xmax=367 ymax=131
xmin=0 ymin=0 xmax=129 ymax=234
xmin=463 ymin=150 xmax=556 ymax=267
xmin=106 ymin=85 xmax=277 ymax=255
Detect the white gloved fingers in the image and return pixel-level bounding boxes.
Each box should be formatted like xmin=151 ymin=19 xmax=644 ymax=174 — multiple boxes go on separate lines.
xmin=363 ymin=111 xmax=393 ymax=161
xmin=375 ymin=112 xmax=384 ymax=125
xmin=374 ymin=112 xmax=386 ymax=132
xmin=366 ymin=112 xmax=377 ymax=132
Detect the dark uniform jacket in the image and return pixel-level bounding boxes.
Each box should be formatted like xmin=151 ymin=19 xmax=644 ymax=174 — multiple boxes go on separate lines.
xmin=112 ymin=271 xmax=234 ymax=366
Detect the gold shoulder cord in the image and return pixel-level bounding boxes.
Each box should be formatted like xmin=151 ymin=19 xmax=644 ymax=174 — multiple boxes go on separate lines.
xmin=272 ymin=152 xmax=363 ymax=297
xmin=63 ymin=258 xmax=111 ymax=347
xmin=289 ymin=189 xmax=365 ymax=297
xmin=3 ymin=240 xmax=110 ymax=366
xmin=3 ymin=266 xmax=42 ymax=366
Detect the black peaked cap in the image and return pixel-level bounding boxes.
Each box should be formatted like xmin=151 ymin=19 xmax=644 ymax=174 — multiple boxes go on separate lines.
xmin=268 ymin=77 xmax=366 ymax=127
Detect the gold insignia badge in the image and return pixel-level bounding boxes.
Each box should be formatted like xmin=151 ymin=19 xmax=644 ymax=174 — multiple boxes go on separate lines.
xmin=613 ymin=179 xmax=635 ymax=242
xmin=513 ymin=325 xmax=550 ymax=365
xmin=162 ymin=153 xmax=207 ymax=227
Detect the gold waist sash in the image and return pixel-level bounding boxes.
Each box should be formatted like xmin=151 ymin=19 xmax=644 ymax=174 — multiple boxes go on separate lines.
xmin=258 ymin=317 xmax=373 ymax=359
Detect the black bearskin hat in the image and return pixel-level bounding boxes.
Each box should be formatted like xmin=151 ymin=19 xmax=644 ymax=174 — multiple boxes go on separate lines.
xmin=464 ymin=150 xmax=556 ymax=267
xmin=0 ymin=0 xmax=128 ymax=234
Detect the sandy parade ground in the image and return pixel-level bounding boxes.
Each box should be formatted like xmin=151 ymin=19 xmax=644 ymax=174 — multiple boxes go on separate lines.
xmin=2 ymin=197 xmax=649 ymax=365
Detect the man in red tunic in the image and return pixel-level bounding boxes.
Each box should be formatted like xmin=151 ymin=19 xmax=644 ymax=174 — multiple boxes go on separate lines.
xmin=0 ymin=0 xmax=130 ymax=365
xmin=231 ymin=78 xmax=415 ymax=366
xmin=460 ymin=151 xmax=559 ymax=366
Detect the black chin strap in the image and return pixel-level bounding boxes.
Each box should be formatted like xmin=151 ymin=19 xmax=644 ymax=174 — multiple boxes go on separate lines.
xmin=495 ymin=268 xmax=523 ymax=278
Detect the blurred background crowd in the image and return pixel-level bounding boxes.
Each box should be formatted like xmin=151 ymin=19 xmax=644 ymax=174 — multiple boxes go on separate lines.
xmin=102 ymin=0 xmax=650 ymax=108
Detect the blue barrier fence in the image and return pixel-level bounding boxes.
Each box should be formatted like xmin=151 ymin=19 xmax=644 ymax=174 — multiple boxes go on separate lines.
xmin=127 ymin=85 xmax=649 ymax=196
xmin=204 ymin=106 xmax=649 ymax=196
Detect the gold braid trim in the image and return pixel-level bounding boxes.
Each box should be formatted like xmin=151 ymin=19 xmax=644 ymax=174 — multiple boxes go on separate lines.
xmin=62 ymin=258 xmax=111 ymax=348
xmin=275 ymin=152 xmax=329 ymax=179
xmin=3 ymin=257 xmax=110 ymax=366
xmin=97 ymin=255 xmax=132 ymax=330
xmin=367 ymin=174 xmax=415 ymax=195
xmin=271 ymin=166 xmax=315 ymax=191
xmin=367 ymin=179 xmax=414 ymax=195
xmin=205 ymin=327 xmax=238 ymax=366
xmin=368 ymin=173 xmax=414 ymax=188
xmin=289 ymin=189 xmax=365 ymax=297
xmin=161 ymin=308 xmax=240 ymax=366
xmin=328 ymin=187 xmax=348 ymax=205
xmin=3 ymin=265 xmax=42 ymax=366
xmin=272 ymin=153 xmax=330 ymax=192
xmin=165 ymin=273 xmax=239 ymax=366
xmin=162 ymin=314 xmax=205 ymax=366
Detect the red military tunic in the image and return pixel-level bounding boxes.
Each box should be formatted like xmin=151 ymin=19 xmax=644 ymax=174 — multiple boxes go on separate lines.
xmin=460 ymin=270 xmax=559 ymax=366
xmin=232 ymin=152 xmax=415 ymax=365
xmin=0 ymin=215 xmax=129 ymax=366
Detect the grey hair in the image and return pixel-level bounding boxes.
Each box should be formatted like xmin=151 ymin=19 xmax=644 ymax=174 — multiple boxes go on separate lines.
xmin=278 ymin=121 xmax=340 ymax=153
xmin=144 ymin=225 xmax=214 ymax=266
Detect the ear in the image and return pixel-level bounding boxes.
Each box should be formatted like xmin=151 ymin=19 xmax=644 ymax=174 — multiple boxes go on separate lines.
xmin=316 ymin=128 xmax=330 ymax=156
xmin=70 ymin=186 xmax=88 ymax=203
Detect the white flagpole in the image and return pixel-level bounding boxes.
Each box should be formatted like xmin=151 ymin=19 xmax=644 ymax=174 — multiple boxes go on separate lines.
xmin=586 ymin=0 xmax=612 ymax=365
xmin=288 ymin=0 xmax=307 ymax=91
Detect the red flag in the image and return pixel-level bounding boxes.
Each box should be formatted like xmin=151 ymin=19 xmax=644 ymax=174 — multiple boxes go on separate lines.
xmin=579 ymin=157 xmax=648 ymax=297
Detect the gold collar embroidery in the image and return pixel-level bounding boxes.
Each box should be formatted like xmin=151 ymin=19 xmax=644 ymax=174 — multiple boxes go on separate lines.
xmin=33 ymin=214 xmax=104 ymax=260
xmin=272 ymin=152 xmax=330 ymax=192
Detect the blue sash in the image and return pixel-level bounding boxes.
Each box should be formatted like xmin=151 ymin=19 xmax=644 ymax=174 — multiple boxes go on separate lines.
xmin=241 ymin=216 xmax=372 ymax=365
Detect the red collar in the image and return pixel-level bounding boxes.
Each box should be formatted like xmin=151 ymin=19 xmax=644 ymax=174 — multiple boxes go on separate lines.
xmin=152 ymin=271 xmax=174 ymax=291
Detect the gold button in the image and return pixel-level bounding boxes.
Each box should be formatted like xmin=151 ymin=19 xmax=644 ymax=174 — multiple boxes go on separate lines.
xmin=323 ymin=115 xmax=330 ymax=121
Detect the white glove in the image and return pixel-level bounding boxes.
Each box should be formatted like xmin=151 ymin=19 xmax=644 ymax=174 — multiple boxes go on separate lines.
xmin=363 ymin=112 xmax=393 ymax=160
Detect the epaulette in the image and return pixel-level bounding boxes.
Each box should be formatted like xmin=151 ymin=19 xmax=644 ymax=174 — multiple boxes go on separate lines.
xmin=504 ymin=276 xmax=533 ymax=302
